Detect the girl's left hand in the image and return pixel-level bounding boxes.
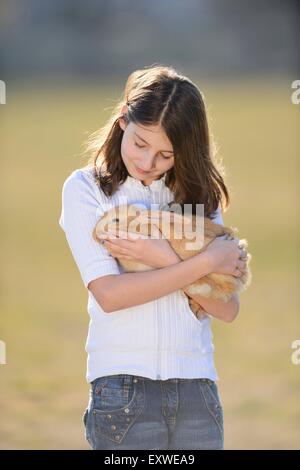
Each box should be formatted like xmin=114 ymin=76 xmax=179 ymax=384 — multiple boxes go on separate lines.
xmin=97 ymin=224 xmax=180 ymax=269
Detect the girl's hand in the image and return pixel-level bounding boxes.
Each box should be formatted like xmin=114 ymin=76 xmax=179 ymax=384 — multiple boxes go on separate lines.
xmin=204 ymin=235 xmax=249 ymax=277
xmin=98 ymin=224 xmax=180 ymax=269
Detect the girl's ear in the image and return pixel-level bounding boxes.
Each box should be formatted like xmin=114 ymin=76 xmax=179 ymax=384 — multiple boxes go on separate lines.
xmin=118 ymin=104 xmax=129 ymax=131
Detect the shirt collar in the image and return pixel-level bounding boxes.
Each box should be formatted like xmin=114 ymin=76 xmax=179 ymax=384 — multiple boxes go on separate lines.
xmin=121 ymin=172 xmax=167 ymax=191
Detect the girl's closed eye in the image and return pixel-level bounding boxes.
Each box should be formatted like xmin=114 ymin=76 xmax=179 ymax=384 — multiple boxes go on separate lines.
xmin=134 ymin=142 xmax=172 ymax=159
xmin=134 ymin=142 xmax=145 ymax=149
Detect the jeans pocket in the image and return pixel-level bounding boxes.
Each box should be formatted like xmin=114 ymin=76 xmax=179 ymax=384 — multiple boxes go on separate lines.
xmin=92 ymin=374 xmax=135 ymax=411
xmin=197 ymin=379 xmax=224 ymax=441
xmin=90 ymin=374 xmax=145 ymax=445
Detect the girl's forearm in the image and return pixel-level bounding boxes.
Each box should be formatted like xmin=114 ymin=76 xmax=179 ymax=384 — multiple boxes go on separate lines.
xmin=182 ymin=287 xmax=240 ymax=323
xmin=162 ymin=253 xmax=240 ymax=323
xmin=162 ymin=252 xmax=240 ymax=323
xmin=102 ymin=252 xmax=212 ymax=312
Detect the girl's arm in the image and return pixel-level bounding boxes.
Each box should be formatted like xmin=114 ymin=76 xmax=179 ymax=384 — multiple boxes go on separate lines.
xmin=161 ymin=251 xmax=240 ymax=323
xmin=182 ymin=287 xmax=240 ymax=323
xmin=88 ymin=251 xmax=213 ymax=313
xmin=159 ymin=250 xmax=240 ymax=323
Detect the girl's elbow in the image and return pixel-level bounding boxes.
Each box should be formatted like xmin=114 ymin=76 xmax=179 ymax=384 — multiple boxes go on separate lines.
xmin=225 ymin=311 xmax=239 ymax=323
xmin=225 ymin=295 xmax=240 ymax=323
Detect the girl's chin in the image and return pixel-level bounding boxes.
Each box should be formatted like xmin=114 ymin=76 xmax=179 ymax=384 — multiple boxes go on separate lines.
xmin=132 ymin=164 xmax=152 ymax=177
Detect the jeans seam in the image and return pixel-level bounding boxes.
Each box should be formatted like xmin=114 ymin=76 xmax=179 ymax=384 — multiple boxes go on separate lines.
xmin=198 ymin=382 xmax=224 ymax=441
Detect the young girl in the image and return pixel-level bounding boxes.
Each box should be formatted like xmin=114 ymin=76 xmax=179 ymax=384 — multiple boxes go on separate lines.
xmin=59 ymin=64 xmax=248 ymax=450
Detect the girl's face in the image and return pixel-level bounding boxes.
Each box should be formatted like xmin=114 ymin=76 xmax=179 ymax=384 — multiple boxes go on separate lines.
xmin=119 ymin=110 xmax=174 ymax=186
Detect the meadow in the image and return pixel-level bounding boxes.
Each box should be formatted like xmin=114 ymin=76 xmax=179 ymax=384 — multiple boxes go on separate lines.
xmin=0 ymin=79 xmax=299 ymax=449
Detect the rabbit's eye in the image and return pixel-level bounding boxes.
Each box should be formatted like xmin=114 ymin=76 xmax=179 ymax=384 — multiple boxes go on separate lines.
xmin=112 ymin=218 xmax=119 ymax=223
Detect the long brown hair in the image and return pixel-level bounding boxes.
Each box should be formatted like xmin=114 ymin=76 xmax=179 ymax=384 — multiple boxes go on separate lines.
xmin=85 ymin=64 xmax=230 ymax=218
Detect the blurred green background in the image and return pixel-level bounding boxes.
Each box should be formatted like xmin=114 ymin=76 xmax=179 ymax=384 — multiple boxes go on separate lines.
xmin=1 ymin=80 xmax=299 ymax=449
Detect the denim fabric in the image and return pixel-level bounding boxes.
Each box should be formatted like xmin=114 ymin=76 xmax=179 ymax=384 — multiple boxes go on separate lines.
xmin=82 ymin=374 xmax=224 ymax=450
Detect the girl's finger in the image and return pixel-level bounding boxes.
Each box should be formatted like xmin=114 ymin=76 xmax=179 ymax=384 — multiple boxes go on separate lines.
xmin=116 ymin=230 xmax=145 ymax=240
xmin=101 ymin=229 xmax=135 ymax=240
xmin=118 ymin=229 xmax=151 ymax=240
xmin=110 ymin=229 xmax=149 ymax=240
xmin=237 ymin=259 xmax=246 ymax=270
xmin=117 ymin=254 xmax=134 ymax=260
xmin=148 ymin=223 xmax=165 ymax=239
xmin=100 ymin=233 xmax=130 ymax=246
xmin=103 ymin=240 xmax=127 ymax=256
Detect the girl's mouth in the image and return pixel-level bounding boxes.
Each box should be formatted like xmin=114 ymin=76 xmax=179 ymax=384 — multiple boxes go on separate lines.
xmin=135 ymin=165 xmax=151 ymax=175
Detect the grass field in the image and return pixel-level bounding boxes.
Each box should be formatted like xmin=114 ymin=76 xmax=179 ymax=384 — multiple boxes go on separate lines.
xmin=0 ymin=79 xmax=299 ymax=449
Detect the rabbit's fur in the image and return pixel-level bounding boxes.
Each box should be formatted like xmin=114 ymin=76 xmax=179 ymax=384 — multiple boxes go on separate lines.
xmin=93 ymin=203 xmax=252 ymax=319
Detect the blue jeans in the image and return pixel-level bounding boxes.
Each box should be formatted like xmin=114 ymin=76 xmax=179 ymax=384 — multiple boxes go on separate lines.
xmin=83 ymin=374 xmax=224 ymax=450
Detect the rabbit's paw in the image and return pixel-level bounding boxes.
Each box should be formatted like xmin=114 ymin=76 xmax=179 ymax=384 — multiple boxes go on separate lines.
xmin=187 ymin=283 xmax=212 ymax=298
xmin=188 ymin=299 xmax=207 ymax=320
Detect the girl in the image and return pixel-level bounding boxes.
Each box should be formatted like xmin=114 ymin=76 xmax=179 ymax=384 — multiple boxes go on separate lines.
xmin=59 ymin=64 xmax=248 ymax=450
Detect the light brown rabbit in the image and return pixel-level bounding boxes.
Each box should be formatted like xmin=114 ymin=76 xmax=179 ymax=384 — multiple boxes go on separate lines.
xmin=93 ymin=203 xmax=252 ymax=319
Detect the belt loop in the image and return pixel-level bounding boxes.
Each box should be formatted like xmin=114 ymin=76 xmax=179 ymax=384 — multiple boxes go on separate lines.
xmin=124 ymin=374 xmax=133 ymax=386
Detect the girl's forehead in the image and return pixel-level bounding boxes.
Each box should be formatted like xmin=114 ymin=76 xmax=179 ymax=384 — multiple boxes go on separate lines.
xmin=130 ymin=122 xmax=173 ymax=148
xmin=134 ymin=122 xmax=162 ymax=132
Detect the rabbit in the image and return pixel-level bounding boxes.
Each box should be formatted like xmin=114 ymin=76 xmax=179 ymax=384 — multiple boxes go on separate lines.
xmin=92 ymin=202 xmax=252 ymax=320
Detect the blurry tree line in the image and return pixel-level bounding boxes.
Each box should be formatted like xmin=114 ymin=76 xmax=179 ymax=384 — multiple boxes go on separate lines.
xmin=0 ymin=0 xmax=299 ymax=82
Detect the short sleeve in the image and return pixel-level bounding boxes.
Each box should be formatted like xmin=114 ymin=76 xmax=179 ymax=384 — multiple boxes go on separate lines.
xmin=59 ymin=170 xmax=120 ymax=288
xmin=211 ymin=204 xmax=224 ymax=226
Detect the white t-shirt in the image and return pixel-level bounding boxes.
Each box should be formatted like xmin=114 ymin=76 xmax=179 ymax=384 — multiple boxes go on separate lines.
xmin=59 ymin=165 xmax=224 ymax=383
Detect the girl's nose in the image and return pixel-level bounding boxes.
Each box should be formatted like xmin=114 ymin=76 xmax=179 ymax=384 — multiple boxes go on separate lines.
xmin=140 ymin=154 xmax=156 ymax=172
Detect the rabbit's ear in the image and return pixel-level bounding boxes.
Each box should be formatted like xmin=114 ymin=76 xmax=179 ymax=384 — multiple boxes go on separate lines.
xmin=145 ymin=209 xmax=191 ymax=225
xmin=138 ymin=209 xmax=192 ymax=238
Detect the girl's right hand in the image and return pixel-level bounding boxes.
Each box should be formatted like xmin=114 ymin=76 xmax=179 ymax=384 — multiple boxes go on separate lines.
xmin=204 ymin=236 xmax=248 ymax=277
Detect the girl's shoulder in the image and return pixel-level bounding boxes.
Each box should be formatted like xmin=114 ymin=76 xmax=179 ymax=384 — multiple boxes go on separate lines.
xmin=61 ymin=164 xmax=108 ymax=203
xmin=65 ymin=164 xmax=96 ymax=183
